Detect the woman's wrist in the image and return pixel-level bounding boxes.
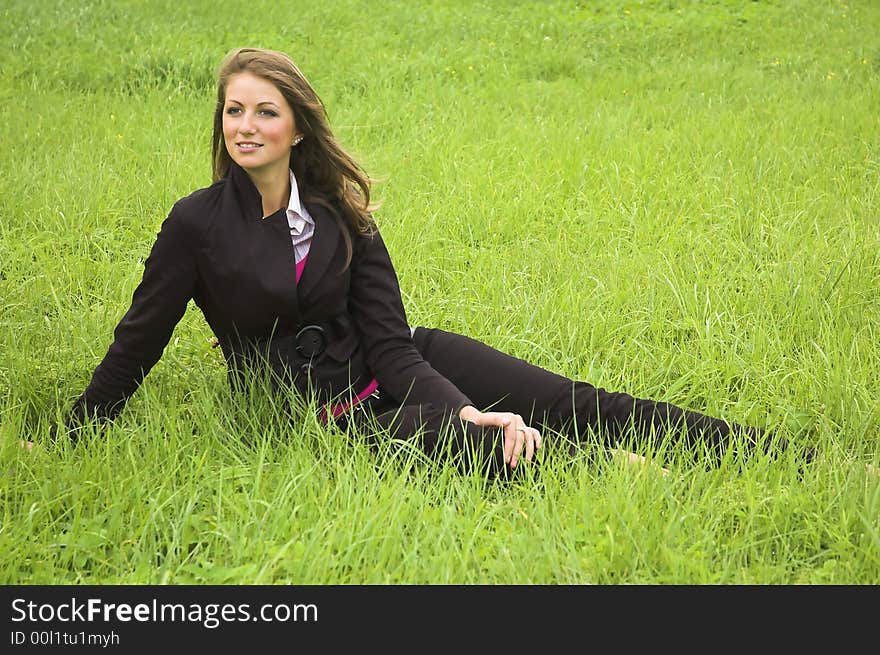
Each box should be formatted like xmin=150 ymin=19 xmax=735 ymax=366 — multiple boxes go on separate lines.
xmin=458 ymin=405 xmax=479 ymax=422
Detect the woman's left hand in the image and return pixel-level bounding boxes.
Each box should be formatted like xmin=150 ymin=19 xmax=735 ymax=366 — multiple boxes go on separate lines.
xmin=458 ymin=405 xmax=542 ymax=469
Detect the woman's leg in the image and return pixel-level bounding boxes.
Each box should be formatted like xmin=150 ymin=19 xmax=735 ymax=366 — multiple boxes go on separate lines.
xmin=412 ymin=327 xmax=765 ymax=462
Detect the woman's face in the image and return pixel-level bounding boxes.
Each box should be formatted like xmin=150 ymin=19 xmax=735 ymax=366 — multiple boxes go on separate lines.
xmin=222 ymin=72 xmax=299 ymax=180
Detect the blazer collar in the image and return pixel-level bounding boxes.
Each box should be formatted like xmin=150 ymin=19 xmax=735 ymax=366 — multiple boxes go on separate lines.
xmin=228 ymin=161 xmax=265 ymax=221
xmin=228 ymin=162 xmax=342 ymax=306
xmin=296 ymin=195 xmax=342 ymax=303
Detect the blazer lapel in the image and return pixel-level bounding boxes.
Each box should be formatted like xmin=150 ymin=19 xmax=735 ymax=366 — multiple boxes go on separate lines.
xmin=297 ymin=196 xmax=341 ymax=303
xmin=228 ymin=162 xmax=263 ymax=221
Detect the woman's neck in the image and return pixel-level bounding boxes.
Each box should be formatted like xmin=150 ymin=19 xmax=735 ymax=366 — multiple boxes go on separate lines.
xmin=249 ymin=168 xmax=291 ymax=218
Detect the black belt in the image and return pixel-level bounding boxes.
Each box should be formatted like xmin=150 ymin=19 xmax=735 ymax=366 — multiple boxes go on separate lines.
xmin=213 ymin=323 xmax=330 ymax=357
xmin=213 ymin=321 xmax=336 ymax=382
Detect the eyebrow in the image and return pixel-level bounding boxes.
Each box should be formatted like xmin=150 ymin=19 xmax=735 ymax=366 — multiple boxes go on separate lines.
xmin=226 ymin=99 xmax=281 ymax=109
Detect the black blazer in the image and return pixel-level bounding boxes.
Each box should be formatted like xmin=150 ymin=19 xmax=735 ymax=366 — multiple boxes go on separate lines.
xmin=68 ymin=162 xmax=472 ymax=426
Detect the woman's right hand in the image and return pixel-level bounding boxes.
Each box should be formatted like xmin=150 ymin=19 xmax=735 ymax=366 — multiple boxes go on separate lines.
xmin=458 ymin=405 xmax=542 ymax=469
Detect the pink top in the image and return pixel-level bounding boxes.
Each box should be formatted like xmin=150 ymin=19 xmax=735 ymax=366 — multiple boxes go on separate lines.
xmin=295 ymin=256 xmax=307 ymax=285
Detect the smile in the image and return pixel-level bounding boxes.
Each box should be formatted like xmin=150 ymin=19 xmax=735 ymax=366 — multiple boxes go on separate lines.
xmin=236 ymin=142 xmax=263 ymax=151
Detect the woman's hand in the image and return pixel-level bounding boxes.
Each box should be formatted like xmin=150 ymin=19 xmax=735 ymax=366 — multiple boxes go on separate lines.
xmin=458 ymin=405 xmax=542 ymax=469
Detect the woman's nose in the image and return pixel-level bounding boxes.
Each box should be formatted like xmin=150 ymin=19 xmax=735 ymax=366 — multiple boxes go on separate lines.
xmin=239 ymin=112 xmax=256 ymax=134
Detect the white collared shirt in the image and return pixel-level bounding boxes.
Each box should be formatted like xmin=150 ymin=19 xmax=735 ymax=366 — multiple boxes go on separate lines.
xmin=286 ymin=169 xmax=315 ymax=264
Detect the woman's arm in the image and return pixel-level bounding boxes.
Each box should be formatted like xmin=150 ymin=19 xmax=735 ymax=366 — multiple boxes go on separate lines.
xmin=347 ymin=226 xmax=544 ymax=468
xmin=63 ymin=203 xmax=198 ymax=437
xmin=347 ymin=227 xmax=473 ymax=414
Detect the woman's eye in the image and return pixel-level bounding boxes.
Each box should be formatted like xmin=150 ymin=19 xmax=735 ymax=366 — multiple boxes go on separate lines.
xmin=225 ymin=107 xmax=241 ymax=115
xmin=260 ymin=110 xmax=278 ymax=117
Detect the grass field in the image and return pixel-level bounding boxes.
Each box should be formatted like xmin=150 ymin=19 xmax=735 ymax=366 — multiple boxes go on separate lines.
xmin=1 ymin=0 xmax=878 ymax=584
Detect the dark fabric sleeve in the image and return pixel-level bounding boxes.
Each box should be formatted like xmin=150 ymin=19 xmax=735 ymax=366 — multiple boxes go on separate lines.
xmin=64 ymin=204 xmax=198 ymax=433
xmin=347 ymin=227 xmax=473 ymax=414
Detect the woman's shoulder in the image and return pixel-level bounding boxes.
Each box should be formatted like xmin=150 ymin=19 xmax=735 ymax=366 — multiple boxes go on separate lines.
xmin=169 ymin=178 xmax=228 ymax=221
xmin=157 ymin=179 xmax=235 ymax=243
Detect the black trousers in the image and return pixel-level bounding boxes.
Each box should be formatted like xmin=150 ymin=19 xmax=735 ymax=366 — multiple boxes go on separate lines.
xmin=343 ymin=327 xmax=765 ymax=474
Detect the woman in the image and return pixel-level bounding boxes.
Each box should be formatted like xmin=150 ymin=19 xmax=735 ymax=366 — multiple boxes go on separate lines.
xmin=57 ymin=47 xmax=767 ymax=475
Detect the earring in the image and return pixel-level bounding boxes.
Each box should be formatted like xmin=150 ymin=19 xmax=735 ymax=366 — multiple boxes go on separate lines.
xmin=292 ymin=135 xmax=303 ymax=146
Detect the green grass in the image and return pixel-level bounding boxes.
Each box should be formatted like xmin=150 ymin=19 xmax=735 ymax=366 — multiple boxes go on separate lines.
xmin=1 ymin=0 xmax=878 ymax=583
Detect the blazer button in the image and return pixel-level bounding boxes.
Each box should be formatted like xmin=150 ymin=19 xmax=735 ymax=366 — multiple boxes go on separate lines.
xmin=295 ymin=324 xmax=327 ymax=358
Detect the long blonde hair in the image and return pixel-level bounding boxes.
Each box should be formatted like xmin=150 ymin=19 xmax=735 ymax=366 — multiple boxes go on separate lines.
xmin=212 ymin=48 xmax=377 ymax=263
